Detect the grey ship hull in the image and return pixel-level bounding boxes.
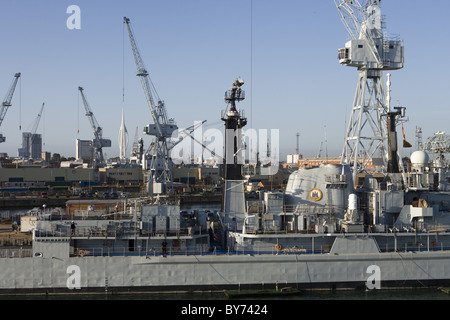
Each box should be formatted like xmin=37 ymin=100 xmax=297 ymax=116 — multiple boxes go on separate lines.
xmin=1 ymin=239 xmax=450 ymax=294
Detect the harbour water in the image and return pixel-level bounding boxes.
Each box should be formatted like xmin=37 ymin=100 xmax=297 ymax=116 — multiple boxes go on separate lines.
xmin=0 ymin=288 xmax=448 ymax=319
xmin=1 ymin=288 xmax=450 ymax=300
xmin=2 ymin=205 xmax=450 ymax=304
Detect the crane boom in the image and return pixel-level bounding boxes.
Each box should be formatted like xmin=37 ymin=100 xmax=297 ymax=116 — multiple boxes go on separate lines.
xmin=0 ymin=72 xmax=21 ymax=143
xmin=123 ymin=17 xmax=168 ymax=136
xmin=29 ymin=102 xmax=45 ymax=150
xmin=334 ymin=0 xmax=364 ymax=40
xmin=31 ymin=103 xmax=45 ymax=136
xmin=78 ymin=86 xmax=111 ymax=168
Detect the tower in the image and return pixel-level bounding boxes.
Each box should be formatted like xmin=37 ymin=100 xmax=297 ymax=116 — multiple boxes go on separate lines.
xmin=221 ymin=78 xmax=247 ymax=181
xmin=118 ymin=108 xmax=129 ymax=163
xmin=221 ymin=78 xmax=248 ymax=229
xmin=335 ymin=0 xmax=405 ymax=183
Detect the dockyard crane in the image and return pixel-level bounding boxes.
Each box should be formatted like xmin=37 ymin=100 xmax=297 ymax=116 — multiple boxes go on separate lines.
xmin=78 ymin=86 xmax=112 ymax=168
xmin=19 ymin=102 xmax=46 ymax=160
xmin=29 ymin=102 xmax=45 ymax=150
xmin=30 ymin=103 xmax=45 ymax=137
xmin=335 ymin=0 xmax=405 ymax=183
xmin=0 ymin=73 xmax=21 ymax=143
xmin=124 ymin=17 xmax=178 ymax=195
xmin=424 ymin=131 xmax=450 ymax=159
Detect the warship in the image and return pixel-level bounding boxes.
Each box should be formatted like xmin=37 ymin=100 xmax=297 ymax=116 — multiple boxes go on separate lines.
xmin=1 ymin=75 xmax=449 ymax=294
xmin=0 ymin=1 xmax=449 ymax=295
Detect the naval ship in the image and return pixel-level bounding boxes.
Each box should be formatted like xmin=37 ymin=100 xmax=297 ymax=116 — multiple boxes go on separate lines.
xmin=0 ymin=75 xmax=449 ymax=295
xmin=1 ymin=1 xmax=449 ymax=295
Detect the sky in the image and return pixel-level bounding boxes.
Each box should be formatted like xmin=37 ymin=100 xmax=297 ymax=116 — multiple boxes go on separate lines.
xmin=0 ymin=0 xmax=448 ymax=161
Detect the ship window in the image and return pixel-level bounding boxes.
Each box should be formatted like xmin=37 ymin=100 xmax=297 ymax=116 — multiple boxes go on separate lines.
xmin=326 ymin=183 xmax=347 ymax=189
xmin=358 ymin=44 xmax=363 ymax=48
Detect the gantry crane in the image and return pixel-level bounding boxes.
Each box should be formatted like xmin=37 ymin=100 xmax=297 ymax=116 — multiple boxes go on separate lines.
xmin=335 ymin=0 xmax=405 ymax=183
xmin=0 ymin=73 xmax=21 ymax=143
xmin=78 ymin=87 xmax=112 ymax=168
xmin=124 ymin=17 xmax=178 ymax=195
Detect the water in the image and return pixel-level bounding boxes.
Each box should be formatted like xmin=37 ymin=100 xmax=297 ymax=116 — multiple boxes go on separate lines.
xmin=3 ymin=204 xmax=449 ymax=307
xmin=2 ymin=288 xmax=449 ymax=300
xmin=0 ymin=289 xmax=447 ymax=319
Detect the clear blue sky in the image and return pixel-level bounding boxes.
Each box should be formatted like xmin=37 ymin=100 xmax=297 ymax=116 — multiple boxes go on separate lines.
xmin=0 ymin=0 xmax=448 ymax=160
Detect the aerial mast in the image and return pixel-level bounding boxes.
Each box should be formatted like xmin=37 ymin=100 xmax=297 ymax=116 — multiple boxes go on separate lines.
xmin=221 ymin=78 xmax=248 ymax=227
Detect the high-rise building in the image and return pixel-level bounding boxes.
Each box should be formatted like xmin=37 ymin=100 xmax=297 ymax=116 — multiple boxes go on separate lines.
xmin=18 ymin=132 xmax=42 ymax=160
xmin=76 ymin=139 xmax=94 ymax=162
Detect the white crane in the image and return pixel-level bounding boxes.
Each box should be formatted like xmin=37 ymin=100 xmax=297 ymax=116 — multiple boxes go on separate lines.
xmin=0 ymin=73 xmax=21 ymax=143
xmin=78 ymin=86 xmax=112 ymax=168
xmin=335 ymin=0 xmax=405 ymax=183
xmin=124 ymin=17 xmax=178 ymax=195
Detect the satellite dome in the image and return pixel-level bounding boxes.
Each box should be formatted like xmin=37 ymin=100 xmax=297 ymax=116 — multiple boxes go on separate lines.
xmin=410 ymin=150 xmax=429 ymax=168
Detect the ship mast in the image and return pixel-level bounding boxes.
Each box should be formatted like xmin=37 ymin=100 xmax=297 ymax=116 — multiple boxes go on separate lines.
xmin=221 ymin=78 xmax=248 ymax=230
xmin=221 ymin=78 xmax=247 ymax=181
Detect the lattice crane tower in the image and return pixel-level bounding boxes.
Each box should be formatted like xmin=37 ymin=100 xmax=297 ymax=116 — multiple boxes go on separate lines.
xmin=335 ymin=0 xmax=404 ymax=183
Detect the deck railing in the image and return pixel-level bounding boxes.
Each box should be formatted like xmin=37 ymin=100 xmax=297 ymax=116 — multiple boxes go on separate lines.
xmin=0 ymin=248 xmax=32 ymax=258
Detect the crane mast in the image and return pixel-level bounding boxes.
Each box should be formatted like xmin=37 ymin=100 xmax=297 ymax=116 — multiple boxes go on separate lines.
xmin=0 ymin=73 xmax=21 ymax=143
xmin=78 ymin=86 xmax=111 ymax=168
xmin=335 ymin=0 xmax=405 ymax=184
xmin=124 ymin=17 xmax=177 ymax=195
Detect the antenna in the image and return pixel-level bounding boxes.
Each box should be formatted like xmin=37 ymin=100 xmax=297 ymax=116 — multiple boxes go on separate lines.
xmin=415 ymin=127 xmax=423 ymax=151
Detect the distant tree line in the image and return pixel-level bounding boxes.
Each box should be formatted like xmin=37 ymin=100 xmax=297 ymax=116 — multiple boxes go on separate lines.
xmin=51 ymin=153 xmax=76 ymax=162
